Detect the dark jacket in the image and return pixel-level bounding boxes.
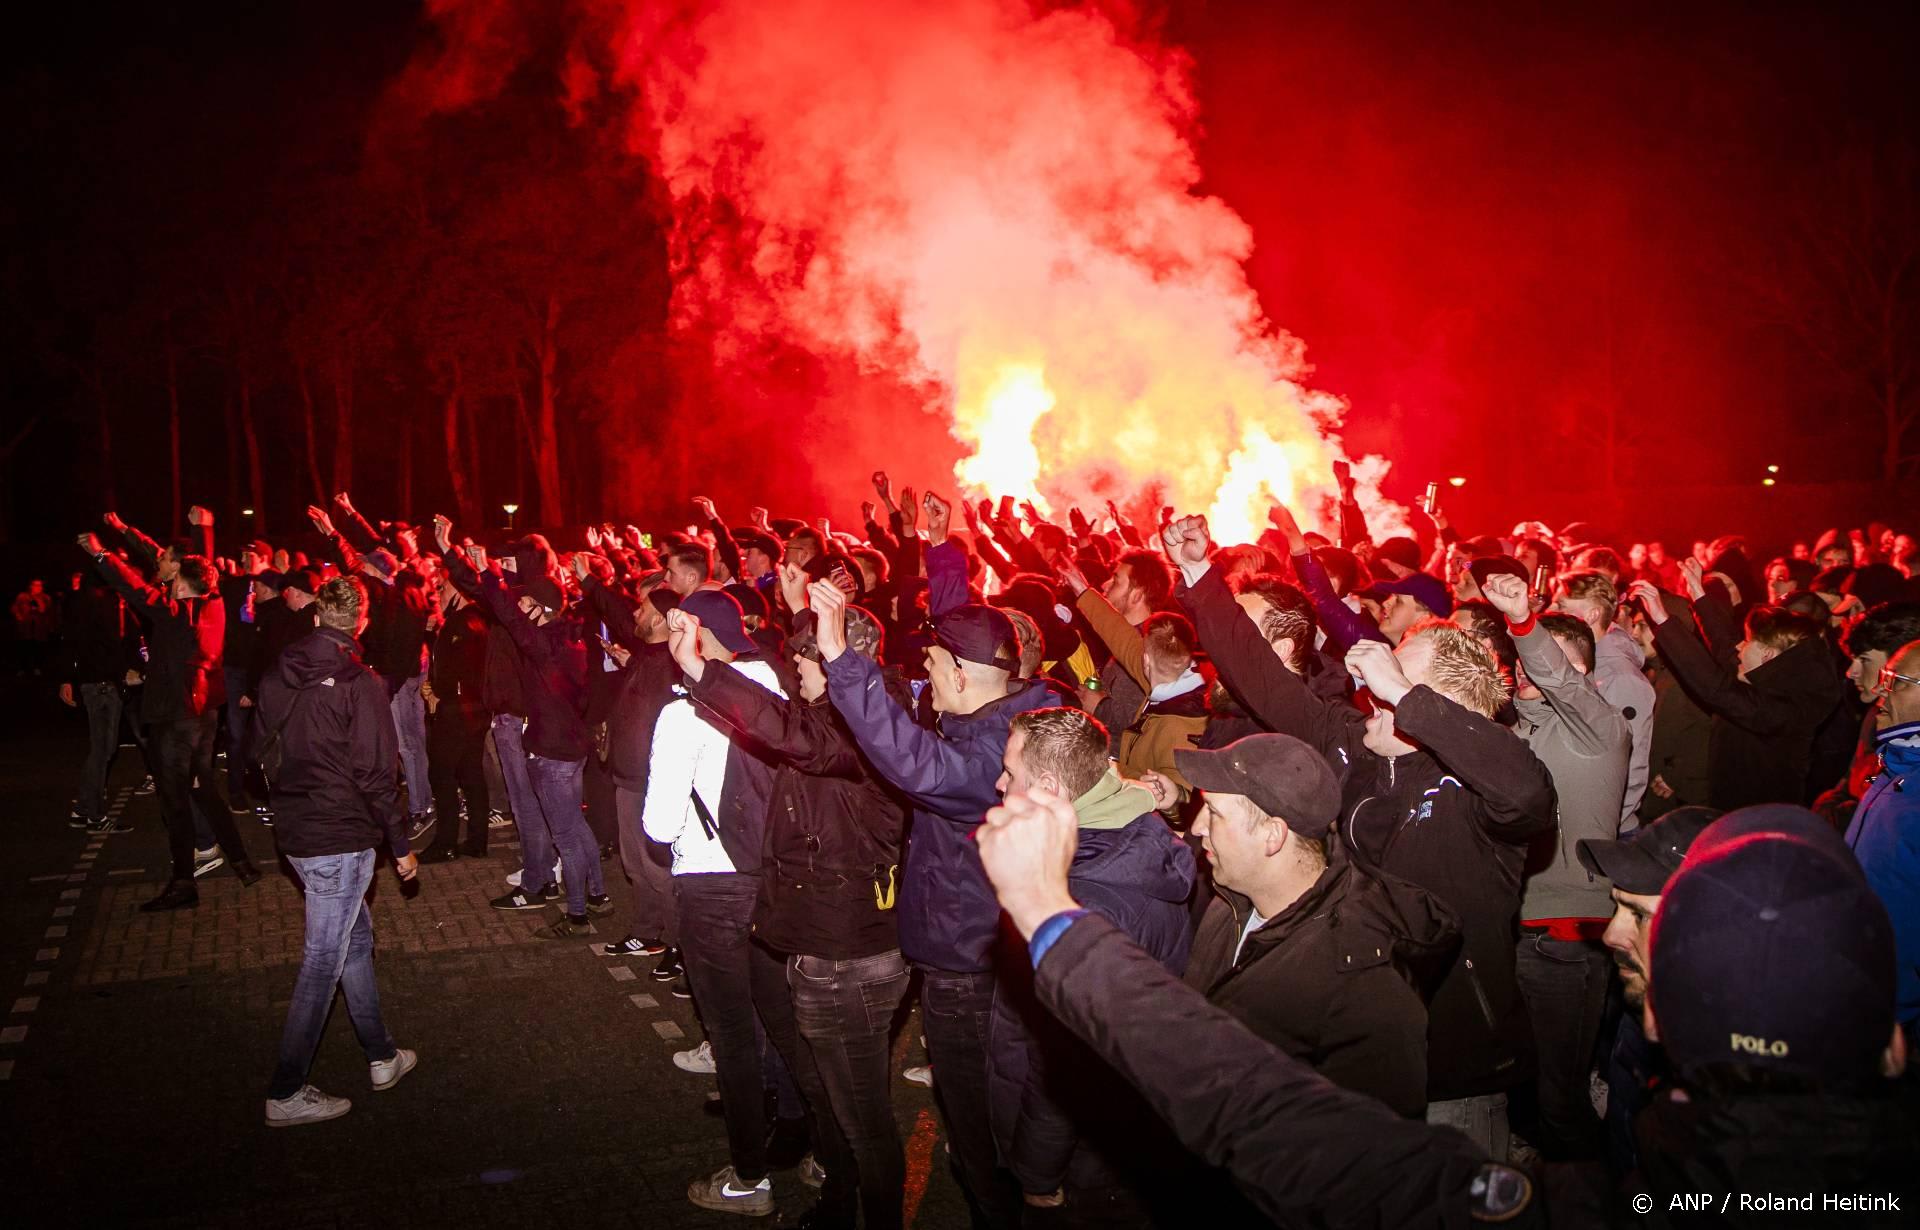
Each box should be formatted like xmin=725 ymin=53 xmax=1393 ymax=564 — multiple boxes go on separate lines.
xmin=218 ymin=573 xmax=262 ymax=678
xmin=824 ymin=646 xmax=1062 ymax=973
xmin=258 ymin=627 xmax=409 ymax=859
xmin=427 ymin=602 xmax=491 ymax=715
xmin=602 ymin=641 xmax=680 ymax=791
xmin=1184 ymin=837 xmax=1460 ymax=1118
xmin=92 ymin=551 xmax=225 ymax=723
xmin=1181 ymin=563 xmax=1557 ymax=1100
xmin=442 ymin=548 xmax=526 ymax=717
xmin=454 ymin=555 xmax=592 ymax=760
xmin=248 ymin=597 xmax=316 ymax=700
xmin=988 ymin=807 xmax=1197 ymax=1193
xmin=1652 ymin=594 xmax=1845 ymax=811
xmin=61 ymin=582 xmax=141 ymax=687
xmin=689 ymin=660 xmax=910 ymax=959
xmin=1034 ymin=913 xmax=1504 ymax=1229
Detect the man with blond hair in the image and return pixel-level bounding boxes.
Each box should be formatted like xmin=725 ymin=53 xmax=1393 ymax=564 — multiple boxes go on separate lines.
xmin=1167 ymin=514 xmax=1556 ymax=1157
xmin=1555 ymin=568 xmax=1655 ymax=822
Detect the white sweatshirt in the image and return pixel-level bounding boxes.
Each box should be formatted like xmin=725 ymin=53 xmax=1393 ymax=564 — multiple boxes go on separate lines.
xmin=643 ymin=657 xmax=785 ymax=875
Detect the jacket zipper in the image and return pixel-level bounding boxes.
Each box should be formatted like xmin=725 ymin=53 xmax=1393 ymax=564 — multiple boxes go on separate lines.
xmin=1463 ymin=957 xmax=1498 ymax=1030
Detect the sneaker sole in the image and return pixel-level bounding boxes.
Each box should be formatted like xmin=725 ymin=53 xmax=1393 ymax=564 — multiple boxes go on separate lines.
xmin=371 ymin=1051 xmax=417 ymax=1091
xmin=687 ymin=1191 xmax=774 ymax=1217
xmin=193 ymin=858 xmax=225 ymax=878
xmin=490 ymin=899 xmax=551 ymax=911
xmin=266 ymin=1103 xmax=352 ymax=1128
xmin=673 ymin=1061 xmax=718 ymax=1075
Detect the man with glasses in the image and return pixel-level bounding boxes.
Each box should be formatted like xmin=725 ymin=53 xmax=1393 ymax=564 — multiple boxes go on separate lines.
xmin=1845 ymin=638 xmax=1920 ymax=1047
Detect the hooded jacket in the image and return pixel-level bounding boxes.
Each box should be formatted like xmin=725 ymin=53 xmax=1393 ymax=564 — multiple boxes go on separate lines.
xmin=1074 ymin=587 xmax=1211 ymax=798
xmin=1184 ymin=835 xmax=1459 ymax=1117
xmin=1181 ymin=563 xmax=1558 ymax=1100
xmin=1507 ymin=615 xmax=1631 ymax=922
xmin=988 ymin=785 xmax=1196 ymax=1195
xmin=1652 ymin=593 xmax=1845 ymax=811
xmin=92 ymin=550 xmax=224 ymax=723
xmin=825 ymin=647 xmax=1063 ymax=972
xmin=247 ymin=595 xmax=316 ymax=700
xmin=644 ymin=656 xmax=783 ymax=876
xmin=471 ymin=565 xmax=593 ymax=761
xmin=258 ymin=627 xmax=409 ymax=859
xmin=1844 ymin=720 xmax=1920 ymax=1023
xmin=1593 ymin=624 xmax=1656 ymax=823
xmin=441 ymin=547 xmax=526 ymax=717
xmin=687 ymin=657 xmax=910 ymax=959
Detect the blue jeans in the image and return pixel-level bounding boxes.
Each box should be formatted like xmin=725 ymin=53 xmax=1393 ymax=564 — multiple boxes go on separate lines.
xmin=921 ymin=966 xmax=1018 ymax=1230
xmin=677 ymin=873 xmax=772 ymax=1181
xmin=224 ymin=666 xmax=256 ymax=801
xmin=77 ymin=682 xmax=123 ymax=820
xmin=490 ymin=713 xmax=541 ymax=830
xmin=268 ymin=849 xmax=397 ymax=1099
xmin=389 ymin=676 xmax=429 ymax=814
xmin=524 ymin=753 xmax=603 ymax=916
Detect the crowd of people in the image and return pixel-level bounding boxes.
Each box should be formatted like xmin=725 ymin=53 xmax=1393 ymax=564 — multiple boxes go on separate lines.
xmin=42 ymin=467 xmax=1920 ymax=1226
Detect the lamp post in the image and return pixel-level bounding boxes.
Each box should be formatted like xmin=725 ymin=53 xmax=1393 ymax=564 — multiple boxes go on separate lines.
xmin=503 ymin=502 xmax=520 ymax=532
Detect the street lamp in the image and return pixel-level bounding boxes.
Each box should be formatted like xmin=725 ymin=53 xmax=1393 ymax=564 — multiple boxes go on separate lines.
xmin=503 ymin=502 xmax=520 ymax=531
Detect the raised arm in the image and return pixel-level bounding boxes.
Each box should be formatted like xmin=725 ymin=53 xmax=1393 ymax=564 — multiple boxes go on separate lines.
xmin=1371 ymin=667 xmax=1557 ymax=841
xmin=1271 ymin=504 xmax=1387 ymax=653
xmin=83 ymin=536 xmax=171 ymax=623
xmin=1074 ymin=587 xmax=1149 ymax=690
xmin=687 ymin=658 xmax=861 ymax=778
xmin=104 ymin=512 xmax=163 ymax=570
xmin=1484 ymin=573 xmax=1627 ymax=757
xmin=694 ymin=497 xmax=743 ymax=584
xmin=331 ymin=493 xmax=381 ymax=553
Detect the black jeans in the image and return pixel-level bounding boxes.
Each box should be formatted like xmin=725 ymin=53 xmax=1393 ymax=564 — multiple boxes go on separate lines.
xmin=77 ymin=682 xmax=123 ymax=820
xmin=613 ymin=786 xmax=679 ymax=945
xmin=1514 ymin=932 xmax=1611 ymax=1160
xmin=150 ymin=712 xmax=248 ymax=881
xmin=425 ymin=701 xmax=489 ymax=854
xmin=677 ymin=872 xmax=770 ymax=1181
xmin=789 ymin=948 xmax=912 ymax=1230
xmin=920 ymin=965 xmax=1018 ymax=1230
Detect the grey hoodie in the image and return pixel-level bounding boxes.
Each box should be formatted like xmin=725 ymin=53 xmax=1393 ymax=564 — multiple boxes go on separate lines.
xmin=1593 ymin=624 xmax=1655 ymax=828
xmin=1509 ymin=618 xmax=1631 ymax=921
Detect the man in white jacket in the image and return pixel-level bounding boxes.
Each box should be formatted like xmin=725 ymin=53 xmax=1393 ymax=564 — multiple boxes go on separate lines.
xmin=645 ymin=590 xmax=786 ymax=1218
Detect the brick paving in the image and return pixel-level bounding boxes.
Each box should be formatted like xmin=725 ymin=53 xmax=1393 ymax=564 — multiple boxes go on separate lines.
xmin=0 ymin=690 xmax=964 ymax=1228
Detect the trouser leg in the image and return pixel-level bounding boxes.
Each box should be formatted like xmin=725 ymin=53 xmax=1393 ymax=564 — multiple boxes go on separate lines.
xmin=676 ymin=874 xmax=770 ymax=1182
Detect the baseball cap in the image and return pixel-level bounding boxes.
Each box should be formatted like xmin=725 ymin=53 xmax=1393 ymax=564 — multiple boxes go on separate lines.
xmin=1576 ymin=806 xmax=1721 ymax=896
xmin=1681 ymin=802 xmax=1856 ymax=871
xmin=251 ymin=570 xmax=285 ymax=592
xmin=247 ymin=539 xmax=274 ymax=562
xmin=1375 ymin=536 xmax=1422 ymax=573
xmin=1467 ymin=554 xmax=1531 ymax=595
xmin=281 ymin=567 xmax=322 ymax=597
xmin=681 ymin=589 xmax=756 ymax=655
xmin=1175 ymin=734 xmax=1341 ymax=839
xmin=724 ymin=583 xmax=769 ymax=624
xmin=1364 ymin=572 xmax=1454 ymax=618
xmin=363 ymin=548 xmax=399 ymax=581
xmin=934 ymin=604 xmax=1019 ymax=672
xmin=790 ymin=606 xmax=883 ymax=663
xmin=1649 ymin=824 xmax=1895 ymax=1089
xmin=524 ymin=576 xmax=565 ymax=613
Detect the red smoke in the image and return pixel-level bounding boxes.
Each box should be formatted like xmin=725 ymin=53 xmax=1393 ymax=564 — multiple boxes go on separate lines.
xmin=400 ymin=1 xmax=1398 ymax=541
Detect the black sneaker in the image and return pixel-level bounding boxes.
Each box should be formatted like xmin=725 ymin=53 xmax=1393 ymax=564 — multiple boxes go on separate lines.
xmin=407 ymin=813 xmax=435 ymax=842
xmin=134 ymin=775 xmax=156 ymax=796
xmin=419 ymin=846 xmax=459 ymax=864
xmin=651 ymin=949 xmax=683 ymax=981
xmin=87 ymin=817 xmax=133 ymax=835
xmin=603 ymin=936 xmax=666 ymax=958
xmin=585 ymin=893 xmax=616 ymax=917
xmin=536 ymin=915 xmax=598 ymax=940
xmin=670 ymin=979 xmax=693 ymax=1000
xmin=489 ymin=888 xmax=552 ymax=911
xmin=139 ymin=880 xmax=199 ymax=912
xmin=233 ymin=860 xmax=263 ymax=888
xmin=67 ymin=808 xmax=92 ymax=829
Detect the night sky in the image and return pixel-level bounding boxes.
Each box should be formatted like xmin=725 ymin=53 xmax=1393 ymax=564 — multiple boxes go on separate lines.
xmin=4 ymin=0 xmax=1916 ymax=565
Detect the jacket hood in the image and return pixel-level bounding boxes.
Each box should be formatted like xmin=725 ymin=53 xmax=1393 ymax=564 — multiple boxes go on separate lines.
xmin=1874 ymin=719 xmax=1920 ymax=776
xmin=276 ymin=627 xmax=364 ymax=690
xmin=1750 ymin=631 xmax=1847 ymax=695
xmin=1072 ymin=813 xmax=1195 ymax=904
xmin=1072 ymin=767 xmax=1159 ymax=830
xmin=1596 ymin=624 xmax=1645 ymax=670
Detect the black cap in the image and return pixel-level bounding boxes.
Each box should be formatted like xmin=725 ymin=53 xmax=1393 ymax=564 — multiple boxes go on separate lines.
xmin=1576 ymin=806 xmax=1721 ymax=896
xmin=251 ymin=569 xmax=285 ymax=592
xmin=724 ymin=582 xmax=769 ymax=623
xmin=281 ymin=567 xmax=322 ymax=597
xmin=1467 ymin=554 xmax=1531 ymax=595
xmin=681 ymin=589 xmax=755 ymax=655
xmin=1651 ymin=818 xmax=1895 ymax=1088
xmin=524 ymin=576 xmax=565 ymax=613
xmin=934 ymin=604 xmax=1019 ymax=671
xmin=1175 ymin=734 xmax=1341 ymax=839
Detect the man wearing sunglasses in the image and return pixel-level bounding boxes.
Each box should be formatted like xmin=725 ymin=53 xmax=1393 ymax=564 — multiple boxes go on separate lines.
xmin=1844 ymin=638 xmax=1920 ymax=1048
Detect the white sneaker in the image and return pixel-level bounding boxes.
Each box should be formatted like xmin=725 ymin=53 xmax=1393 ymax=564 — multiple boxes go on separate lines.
xmin=192 ymin=847 xmax=224 ymax=878
xmin=673 ymin=1040 xmax=716 ymax=1074
xmin=370 ymin=1047 xmax=417 ymax=1091
xmin=504 ymin=858 xmax=564 ymax=890
xmin=265 ymin=1085 xmax=351 ymax=1127
xmin=902 ymin=1064 xmax=933 ymax=1087
xmin=800 ymin=1152 xmax=827 ymax=1189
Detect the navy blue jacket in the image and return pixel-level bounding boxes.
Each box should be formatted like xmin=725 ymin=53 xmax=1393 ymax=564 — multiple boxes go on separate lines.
xmin=824 ymin=648 xmax=1062 ymax=972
